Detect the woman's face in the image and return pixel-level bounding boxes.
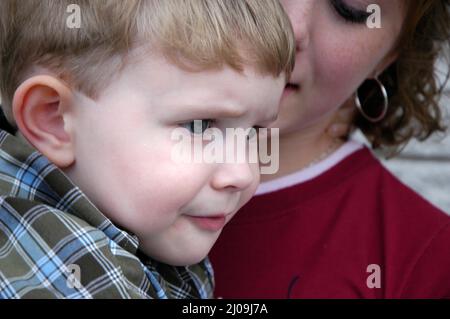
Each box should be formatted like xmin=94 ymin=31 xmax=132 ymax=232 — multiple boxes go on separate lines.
xmin=276 ymin=0 xmax=406 ymax=135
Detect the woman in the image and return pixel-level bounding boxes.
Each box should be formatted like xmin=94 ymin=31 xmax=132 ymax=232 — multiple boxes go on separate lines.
xmin=210 ymin=0 xmax=450 ymax=298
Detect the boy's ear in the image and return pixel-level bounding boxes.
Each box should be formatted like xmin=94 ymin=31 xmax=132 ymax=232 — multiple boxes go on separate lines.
xmin=12 ymin=75 xmax=76 ymax=168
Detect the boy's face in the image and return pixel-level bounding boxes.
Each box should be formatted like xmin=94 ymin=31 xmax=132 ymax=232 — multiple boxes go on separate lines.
xmin=64 ymin=53 xmax=285 ymax=265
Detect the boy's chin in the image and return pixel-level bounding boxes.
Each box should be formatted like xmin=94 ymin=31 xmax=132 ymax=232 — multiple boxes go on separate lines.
xmin=139 ymin=244 xmax=211 ymax=267
xmin=155 ymin=251 xmax=209 ymax=267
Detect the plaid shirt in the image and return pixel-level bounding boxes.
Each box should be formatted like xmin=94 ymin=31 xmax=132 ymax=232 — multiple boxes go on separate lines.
xmin=0 ymin=129 xmax=214 ymax=299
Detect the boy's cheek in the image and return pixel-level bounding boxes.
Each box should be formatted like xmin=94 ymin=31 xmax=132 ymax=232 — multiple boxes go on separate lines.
xmin=238 ymin=164 xmax=260 ymax=207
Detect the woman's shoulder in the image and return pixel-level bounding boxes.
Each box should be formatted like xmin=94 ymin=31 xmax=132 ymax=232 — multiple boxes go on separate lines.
xmin=348 ymin=146 xmax=450 ymax=222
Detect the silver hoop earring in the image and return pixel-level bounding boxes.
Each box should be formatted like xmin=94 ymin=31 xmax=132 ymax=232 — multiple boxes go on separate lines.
xmin=355 ymin=77 xmax=389 ymax=123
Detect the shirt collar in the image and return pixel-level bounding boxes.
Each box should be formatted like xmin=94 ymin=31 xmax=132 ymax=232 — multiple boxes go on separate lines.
xmin=0 ymin=129 xmax=140 ymax=256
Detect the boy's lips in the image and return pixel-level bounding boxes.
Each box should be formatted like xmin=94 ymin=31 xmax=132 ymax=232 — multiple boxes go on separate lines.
xmin=185 ymin=213 xmax=229 ymax=232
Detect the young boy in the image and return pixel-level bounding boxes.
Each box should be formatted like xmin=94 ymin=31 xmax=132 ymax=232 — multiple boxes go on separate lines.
xmin=0 ymin=0 xmax=295 ymax=298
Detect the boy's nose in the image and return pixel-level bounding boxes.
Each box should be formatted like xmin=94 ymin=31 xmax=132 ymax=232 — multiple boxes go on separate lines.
xmin=211 ymin=162 xmax=256 ymax=192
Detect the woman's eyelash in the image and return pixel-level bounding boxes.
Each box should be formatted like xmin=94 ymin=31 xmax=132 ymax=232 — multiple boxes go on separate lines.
xmin=330 ymin=0 xmax=371 ymax=24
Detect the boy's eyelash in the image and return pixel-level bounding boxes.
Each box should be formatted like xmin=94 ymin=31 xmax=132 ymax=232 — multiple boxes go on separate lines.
xmin=179 ymin=119 xmax=216 ymax=135
xmin=247 ymin=126 xmax=265 ymax=139
xmin=330 ymin=0 xmax=371 ymax=24
xmin=179 ymin=120 xmax=264 ymax=137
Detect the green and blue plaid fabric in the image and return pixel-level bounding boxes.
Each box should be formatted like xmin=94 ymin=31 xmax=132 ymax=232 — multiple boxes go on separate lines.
xmin=0 ymin=129 xmax=214 ymax=299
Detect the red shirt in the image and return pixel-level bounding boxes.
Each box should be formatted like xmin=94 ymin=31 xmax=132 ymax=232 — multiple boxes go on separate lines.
xmin=210 ymin=148 xmax=450 ymax=298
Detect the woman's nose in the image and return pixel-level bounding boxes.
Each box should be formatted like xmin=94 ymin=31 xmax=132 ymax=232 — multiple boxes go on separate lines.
xmin=294 ymin=24 xmax=310 ymax=52
xmin=283 ymin=0 xmax=312 ymax=52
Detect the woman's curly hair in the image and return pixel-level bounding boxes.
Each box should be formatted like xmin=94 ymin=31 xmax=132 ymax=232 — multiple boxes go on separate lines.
xmin=356 ymin=0 xmax=450 ymax=152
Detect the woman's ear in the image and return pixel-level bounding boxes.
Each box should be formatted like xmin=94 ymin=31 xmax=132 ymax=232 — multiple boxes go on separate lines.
xmin=12 ymin=75 xmax=76 ymax=168
xmin=373 ymin=51 xmax=399 ymax=78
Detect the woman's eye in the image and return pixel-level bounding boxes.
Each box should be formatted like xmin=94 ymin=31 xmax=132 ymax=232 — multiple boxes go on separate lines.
xmin=330 ymin=0 xmax=371 ymax=24
xmin=180 ymin=119 xmax=214 ymax=135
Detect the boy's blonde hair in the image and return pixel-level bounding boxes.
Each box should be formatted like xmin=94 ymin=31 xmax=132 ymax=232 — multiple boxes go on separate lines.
xmin=0 ymin=0 xmax=295 ymax=127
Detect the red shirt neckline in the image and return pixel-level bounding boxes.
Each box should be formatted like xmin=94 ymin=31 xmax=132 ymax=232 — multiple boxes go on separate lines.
xmin=231 ymin=147 xmax=377 ymax=223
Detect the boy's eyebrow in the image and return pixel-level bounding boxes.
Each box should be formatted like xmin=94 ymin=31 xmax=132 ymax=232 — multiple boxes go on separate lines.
xmin=161 ymin=98 xmax=279 ymax=125
xmin=172 ymin=103 xmax=279 ymax=126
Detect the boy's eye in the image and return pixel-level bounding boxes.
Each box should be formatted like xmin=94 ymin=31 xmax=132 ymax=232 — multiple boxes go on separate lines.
xmin=330 ymin=0 xmax=371 ymax=24
xmin=180 ymin=119 xmax=214 ymax=135
xmin=247 ymin=126 xmax=262 ymax=140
